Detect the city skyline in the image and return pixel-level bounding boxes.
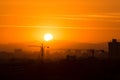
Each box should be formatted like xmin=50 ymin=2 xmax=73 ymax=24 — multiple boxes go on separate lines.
xmin=0 ymin=1 xmax=120 ymax=79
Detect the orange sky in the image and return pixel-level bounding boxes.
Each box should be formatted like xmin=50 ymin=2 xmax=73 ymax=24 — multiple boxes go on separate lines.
xmin=1 ymin=0 xmax=120 ymax=43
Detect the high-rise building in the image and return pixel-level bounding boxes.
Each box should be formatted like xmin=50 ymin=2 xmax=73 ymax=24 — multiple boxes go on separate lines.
xmin=108 ymin=39 xmax=120 ymax=57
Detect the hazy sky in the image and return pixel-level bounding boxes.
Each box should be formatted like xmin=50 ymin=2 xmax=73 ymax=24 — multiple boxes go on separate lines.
xmin=1 ymin=0 xmax=120 ymax=43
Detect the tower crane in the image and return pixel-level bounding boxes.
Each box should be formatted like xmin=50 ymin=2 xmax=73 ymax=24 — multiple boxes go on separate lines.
xmin=29 ymin=43 xmax=49 ymax=63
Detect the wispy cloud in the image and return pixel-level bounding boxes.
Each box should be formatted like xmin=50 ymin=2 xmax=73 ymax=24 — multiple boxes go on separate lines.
xmin=1 ymin=14 xmax=120 ymax=24
xmin=1 ymin=13 xmax=120 ymax=30
xmin=1 ymin=25 xmax=120 ymax=30
xmin=1 ymin=13 xmax=120 ymax=20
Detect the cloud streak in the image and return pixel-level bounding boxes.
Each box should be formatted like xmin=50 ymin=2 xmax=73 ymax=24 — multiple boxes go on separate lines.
xmin=1 ymin=13 xmax=120 ymax=30
xmin=1 ymin=25 xmax=120 ymax=30
xmin=1 ymin=13 xmax=120 ymax=24
xmin=1 ymin=13 xmax=120 ymax=19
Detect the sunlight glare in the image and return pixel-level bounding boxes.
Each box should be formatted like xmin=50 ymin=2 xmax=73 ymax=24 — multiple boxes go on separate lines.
xmin=44 ymin=33 xmax=53 ymax=41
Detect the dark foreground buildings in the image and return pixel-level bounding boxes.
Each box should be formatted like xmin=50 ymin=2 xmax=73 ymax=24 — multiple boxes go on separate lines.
xmin=108 ymin=39 xmax=120 ymax=57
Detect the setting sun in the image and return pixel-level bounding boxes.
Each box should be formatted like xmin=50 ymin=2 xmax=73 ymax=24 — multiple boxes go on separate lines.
xmin=44 ymin=33 xmax=53 ymax=41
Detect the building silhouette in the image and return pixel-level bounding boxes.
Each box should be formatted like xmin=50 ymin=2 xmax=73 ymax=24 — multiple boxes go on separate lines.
xmin=14 ymin=48 xmax=26 ymax=59
xmin=14 ymin=49 xmax=23 ymax=53
xmin=108 ymin=39 xmax=120 ymax=57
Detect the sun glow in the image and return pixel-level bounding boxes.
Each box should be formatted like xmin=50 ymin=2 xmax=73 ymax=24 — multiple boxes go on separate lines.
xmin=44 ymin=33 xmax=53 ymax=41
